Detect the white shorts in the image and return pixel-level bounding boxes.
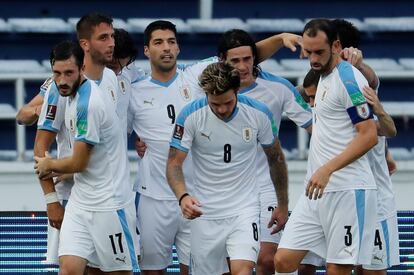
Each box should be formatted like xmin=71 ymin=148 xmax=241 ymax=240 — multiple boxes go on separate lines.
xmin=259 ymin=190 xmax=282 ymax=244
xmin=301 ymin=251 xmax=326 ymax=267
xmin=363 ymin=214 xmax=400 ymax=270
xmin=59 ymin=201 xmax=139 ymax=272
xmin=279 ymin=190 xmax=377 ymax=265
xmin=137 ymin=195 xmax=190 ymax=270
xmin=45 ymin=200 xmax=68 ymax=265
xmin=190 ymin=211 xmax=260 ymax=275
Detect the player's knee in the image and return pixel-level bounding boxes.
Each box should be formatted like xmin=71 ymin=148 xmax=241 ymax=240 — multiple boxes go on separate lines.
xmin=257 ymin=252 xmax=275 ymax=273
xmin=274 ymin=252 xmax=296 ymax=273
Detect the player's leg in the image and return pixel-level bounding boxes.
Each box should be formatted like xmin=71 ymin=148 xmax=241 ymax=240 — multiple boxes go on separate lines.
xmin=298 ymin=252 xmax=325 ymax=275
xmin=137 ymin=195 xmax=178 ymax=274
xmin=60 ymin=255 xmax=89 ymax=275
xmin=275 ymin=195 xmax=325 ymax=273
xmin=326 ymin=263 xmax=353 ymax=275
xmin=230 ymin=260 xmax=255 ymax=275
xmin=256 ymin=191 xmax=281 ymax=275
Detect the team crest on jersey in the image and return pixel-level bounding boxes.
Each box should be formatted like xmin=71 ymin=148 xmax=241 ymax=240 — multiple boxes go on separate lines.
xmin=173 ymin=124 xmax=184 ymax=140
xmin=242 ymin=127 xmax=252 ymax=143
xmin=356 ymin=103 xmax=370 ymax=119
xmin=45 ymin=105 xmax=57 ymax=120
xmin=119 ymin=80 xmax=127 ymax=95
xmin=180 ymin=86 xmax=191 ymax=102
xmin=108 ymin=88 xmax=116 ymax=102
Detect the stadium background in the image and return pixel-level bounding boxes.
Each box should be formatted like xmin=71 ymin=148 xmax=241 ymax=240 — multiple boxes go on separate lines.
xmin=0 ymin=0 xmax=413 ymax=273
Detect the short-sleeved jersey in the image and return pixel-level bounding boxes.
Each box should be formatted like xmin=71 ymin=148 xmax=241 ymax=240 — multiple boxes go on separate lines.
xmin=129 ymin=71 xmax=198 ymax=200
xmin=306 ymin=61 xmax=376 ymax=192
xmin=37 ymin=80 xmax=73 ymax=200
xmin=367 ymin=137 xmax=396 ymax=221
xmin=63 ymin=80 xmax=133 ymax=211
xmin=240 ymin=71 xmax=312 ymax=193
xmin=170 ymin=95 xmax=278 ymax=219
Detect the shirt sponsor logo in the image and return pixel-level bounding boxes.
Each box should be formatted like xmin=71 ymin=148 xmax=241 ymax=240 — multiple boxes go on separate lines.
xmin=356 ymin=103 xmax=370 ymax=119
xmin=173 ymin=124 xmax=184 ymax=140
xmin=242 ymin=127 xmax=252 ymax=143
xmin=46 ymin=105 xmax=57 ymax=120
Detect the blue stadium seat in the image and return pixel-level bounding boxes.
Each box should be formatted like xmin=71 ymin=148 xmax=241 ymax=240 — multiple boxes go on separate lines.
xmin=0 ymin=103 xmax=16 ymax=120
xmin=364 ymin=17 xmax=414 ymax=32
xmin=0 ymin=60 xmax=46 ymax=73
xmin=382 ymin=102 xmax=414 ymax=117
xmin=67 ymin=17 xmax=129 ymax=32
xmin=246 ymin=18 xmax=304 ymax=33
xmin=127 ymin=18 xmax=191 ymax=33
xmin=187 ymin=18 xmax=247 ymax=33
xmin=0 ymin=18 xmax=10 ymax=32
xmin=8 ymin=18 xmax=71 ymax=33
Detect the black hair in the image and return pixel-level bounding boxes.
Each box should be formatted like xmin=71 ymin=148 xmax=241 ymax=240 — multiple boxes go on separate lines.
xmin=303 ymin=69 xmax=320 ymax=89
xmin=217 ymin=29 xmax=260 ymax=76
xmin=303 ymin=18 xmax=337 ymax=46
xmin=76 ymin=12 xmax=113 ymax=40
xmin=144 ymin=20 xmax=177 ymax=46
xmin=50 ymin=40 xmax=84 ymax=69
xmin=114 ymin=28 xmax=137 ymax=64
xmin=331 ymin=19 xmax=360 ymax=48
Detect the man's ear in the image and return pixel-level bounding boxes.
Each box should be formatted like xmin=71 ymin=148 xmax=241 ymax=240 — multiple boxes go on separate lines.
xmin=332 ymin=39 xmax=341 ymax=55
xmin=79 ymin=39 xmax=89 ymax=52
xmin=144 ymin=46 xmax=150 ymax=58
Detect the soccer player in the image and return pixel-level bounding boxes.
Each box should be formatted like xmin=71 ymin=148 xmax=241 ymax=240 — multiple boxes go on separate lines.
xmin=274 ymin=19 xmax=378 ymax=275
xmin=34 ymin=40 xmax=138 ymax=275
xmin=166 ymin=62 xmax=288 ymax=275
xmin=214 ymin=29 xmax=312 ymax=275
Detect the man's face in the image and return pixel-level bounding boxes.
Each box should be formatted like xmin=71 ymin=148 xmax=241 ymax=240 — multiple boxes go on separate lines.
xmin=304 ymin=85 xmax=317 ymax=107
xmin=52 ymin=56 xmax=82 ymax=97
xmin=225 ymin=46 xmax=255 ymax=88
xmin=144 ymin=29 xmax=180 ymax=73
xmin=303 ymin=30 xmax=335 ymax=75
xmin=82 ymin=23 xmax=115 ymax=65
xmin=207 ymin=89 xmax=237 ymax=120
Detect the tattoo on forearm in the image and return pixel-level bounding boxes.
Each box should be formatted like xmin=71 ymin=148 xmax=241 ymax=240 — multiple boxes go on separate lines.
xmin=266 ymin=143 xmax=288 ymax=206
xmin=167 ymin=148 xmax=186 ymax=198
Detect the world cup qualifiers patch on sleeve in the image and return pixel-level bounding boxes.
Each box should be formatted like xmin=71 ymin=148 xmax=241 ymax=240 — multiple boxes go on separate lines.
xmin=347 ymin=102 xmax=373 ymax=124
xmin=173 ymin=124 xmax=184 ymax=140
xmin=45 ymin=105 xmax=57 ymax=120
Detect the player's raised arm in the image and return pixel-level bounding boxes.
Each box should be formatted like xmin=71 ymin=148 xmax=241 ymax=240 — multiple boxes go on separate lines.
xmin=263 ymin=139 xmax=289 ymax=234
xmin=256 ymin=33 xmax=303 ymax=62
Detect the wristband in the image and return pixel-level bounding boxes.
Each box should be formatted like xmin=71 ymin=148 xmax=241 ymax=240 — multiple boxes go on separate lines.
xmin=44 ymin=192 xmax=59 ymax=204
xmin=178 ymin=193 xmax=189 ymax=206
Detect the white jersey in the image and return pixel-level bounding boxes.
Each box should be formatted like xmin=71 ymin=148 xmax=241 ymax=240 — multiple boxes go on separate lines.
xmin=62 ymin=80 xmax=133 ymax=211
xmin=240 ymin=71 xmax=312 ymax=193
xmin=37 ymin=80 xmax=73 ymax=200
xmin=306 ymin=61 xmax=376 ymax=192
xmin=170 ymin=95 xmax=278 ymax=219
xmin=129 ymin=71 xmax=199 ymax=200
xmin=367 ymin=137 xmax=396 ymax=221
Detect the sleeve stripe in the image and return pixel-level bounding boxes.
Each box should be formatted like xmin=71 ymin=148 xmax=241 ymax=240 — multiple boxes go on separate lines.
xmin=337 ymin=61 xmax=366 ymax=106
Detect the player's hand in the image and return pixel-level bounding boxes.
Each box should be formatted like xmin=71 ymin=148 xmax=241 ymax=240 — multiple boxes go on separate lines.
xmin=180 ymin=195 xmax=202 ymax=220
xmin=135 ymin=137 xmax=147 ymax=158
xmin=54 ymin=173 xmax=74 ymax=184
xmin=34 ymin=151 xmax=53 ymax=179
xmin=281 ymin=33 xmax=303 ymax=54
xmin=306 ymin=165 xmax=332 ymax=200
xmin=341 ymin=47 xmax=363 ymax=69
xmin=268 ymin=204 xmax=288 ymax=234
xmin=47 ymin=202 xmax=64 ymax=229
xmin=362 ymin=86 xmax=384 ymax=116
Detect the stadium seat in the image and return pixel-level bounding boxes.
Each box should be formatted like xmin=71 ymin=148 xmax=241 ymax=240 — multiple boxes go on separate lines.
xmin=0 ymin=60 xmax=47 ymax=73
xmin=280 ymin=59 xmax=310 ymax=71
xmin=398 ymin=58 xmax=414 ymax=70
xmin=382 ymin=102 xmax=414 ymax=117
xmin=0 ymin=18 xmax=10 ymax=32
xmin=8 ymin=18 xmax=72 ymax=33
xmin=246 ymin=18 xmax=304 ymax=33
xmin=187 ymin=18 xmax=247 ymax=33
xmin=258 ymin=59 xmax=284 ymax=74
xmin=364 ymin=58 xmax=404 ymax=71
xmin=388 ymin=147 xmax=413 ymax=161
xmin=304 ymin=18 xmax=368 ymax=32
xmin=0 ymin=103 xmax=16 ymax=119
xmin=364 ymin=17 xmax=414 ymax=32
xmin=68 ymin=17 xmax=129 ymax=31
xmin=128 ymin=18 xmax=191 ymax=33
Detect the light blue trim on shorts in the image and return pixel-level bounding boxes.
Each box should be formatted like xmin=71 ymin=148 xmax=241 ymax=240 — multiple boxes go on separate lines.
xmin=381 ymin=219 xmax=391 ymax=267
xmin=117 ymin=208 xmax=139 ymax=270
xmin=355 ymin=189 xmax=365 ymax=251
